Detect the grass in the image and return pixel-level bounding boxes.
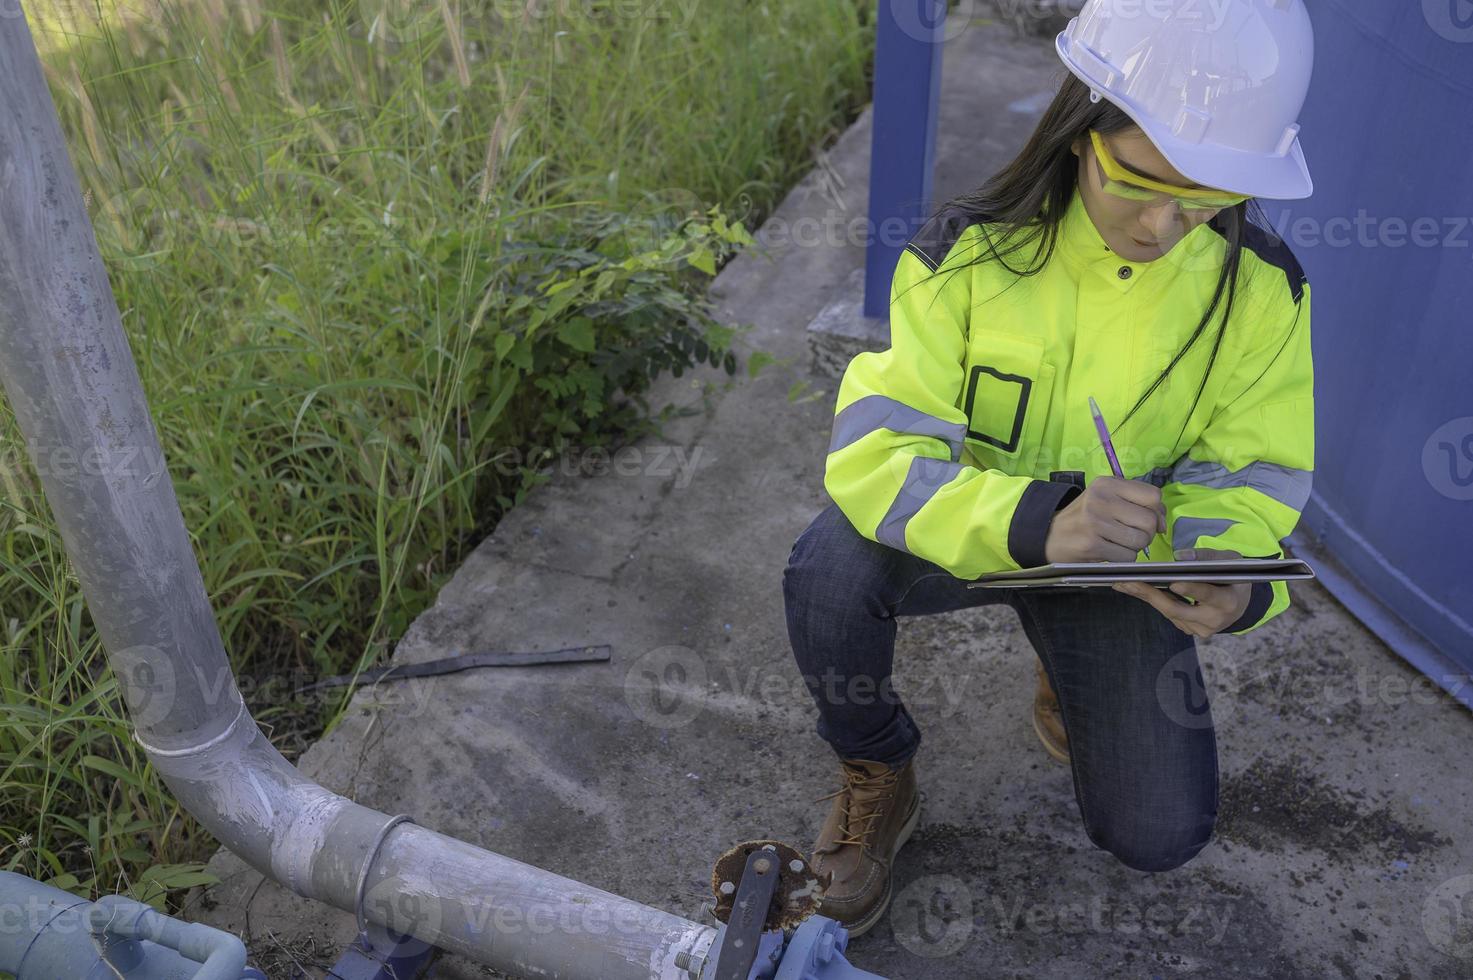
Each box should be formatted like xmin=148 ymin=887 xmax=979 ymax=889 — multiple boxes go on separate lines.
xmin=0 ymin=0 xmax=874 ymax=910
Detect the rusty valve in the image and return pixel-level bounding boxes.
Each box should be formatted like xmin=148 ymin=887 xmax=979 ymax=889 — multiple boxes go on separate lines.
xmin=709 ymin=839 xmax=826 ymax=933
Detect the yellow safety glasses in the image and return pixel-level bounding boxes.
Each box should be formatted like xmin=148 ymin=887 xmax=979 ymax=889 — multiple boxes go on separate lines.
xmin=1089 ymin=130 xmax=1250 ymax=213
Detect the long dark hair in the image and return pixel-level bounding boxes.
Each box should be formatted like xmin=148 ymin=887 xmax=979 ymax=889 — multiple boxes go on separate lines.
xmin=906 ymin=73 xmax=1277 ymax=448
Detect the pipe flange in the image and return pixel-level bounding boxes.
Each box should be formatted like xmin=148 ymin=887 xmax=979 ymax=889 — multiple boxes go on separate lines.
xmin=710 ymin=840 xmax=824 ymax=932
xmin=354 ymin=813 xmax=416 ymax=939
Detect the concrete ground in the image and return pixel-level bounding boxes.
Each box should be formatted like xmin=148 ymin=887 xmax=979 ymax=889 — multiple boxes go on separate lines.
xmin=194 ymin=19 xmax=1473 ymax=980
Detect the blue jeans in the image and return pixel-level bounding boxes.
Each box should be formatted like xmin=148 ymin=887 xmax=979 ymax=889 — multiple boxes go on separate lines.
xmin=782 ymin=502 xmax=1219 ymax=873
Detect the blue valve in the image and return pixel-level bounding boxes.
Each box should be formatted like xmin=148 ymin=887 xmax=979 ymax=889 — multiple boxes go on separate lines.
xmin=703 ymin=915 xmax=890 ymax=980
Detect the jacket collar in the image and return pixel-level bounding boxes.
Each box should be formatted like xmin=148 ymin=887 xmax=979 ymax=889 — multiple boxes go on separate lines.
xmin=1056 ymin=184 xmax=1113 ymax=269
xmin=1053 ymin=183 xmax=1220 ymax=277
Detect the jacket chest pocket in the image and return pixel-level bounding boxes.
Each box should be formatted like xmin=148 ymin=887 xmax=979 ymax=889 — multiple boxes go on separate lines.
xmin=961 ymin=330 xmax=1053 ymax=473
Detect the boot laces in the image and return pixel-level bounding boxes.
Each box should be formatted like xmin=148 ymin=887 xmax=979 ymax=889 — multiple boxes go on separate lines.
xmin=813 ymin=763 xmax=899 ymax=849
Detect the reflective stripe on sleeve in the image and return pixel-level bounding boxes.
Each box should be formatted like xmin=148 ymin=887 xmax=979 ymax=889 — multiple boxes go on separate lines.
xmin=1168 ymin=458 xmax=1312 ymax=512
xmin=875 ymin=456 xmax=965 ymax=552
xmin=1172 ymin=516 xmax=1240 ymax=552
xmin=829 ymin=395 xmax=967 ymax=464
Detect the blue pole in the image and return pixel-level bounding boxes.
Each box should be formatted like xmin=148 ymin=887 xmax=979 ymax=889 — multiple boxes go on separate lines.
xmin=863 ymin=1 xmax=947 ymax=318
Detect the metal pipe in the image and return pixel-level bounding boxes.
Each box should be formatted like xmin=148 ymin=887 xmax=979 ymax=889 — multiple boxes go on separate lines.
xmin=0 ymin=11 xmax=715 ymax=979
xmin=0 ymin=870 xmax=259 ymax=979
xmin=89 ymin=895 xmax=254 ymax=980
xmin=0 ymin=870 xmax=91 ymax=977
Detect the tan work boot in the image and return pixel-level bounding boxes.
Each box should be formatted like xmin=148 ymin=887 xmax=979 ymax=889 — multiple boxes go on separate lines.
xmin=1032 ymin=659 xmax=1070 ymax=764
xmin=809 ymin=756 xmax=920 ymax=937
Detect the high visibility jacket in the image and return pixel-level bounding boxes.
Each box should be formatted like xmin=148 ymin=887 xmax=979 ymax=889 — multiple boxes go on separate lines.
xmin=825 ymin=185 xmax=1313 ymax=635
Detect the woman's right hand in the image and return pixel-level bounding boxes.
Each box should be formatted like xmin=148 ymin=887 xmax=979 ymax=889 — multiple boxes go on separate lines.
xmin=1042 ymin=476 xmax=1167 ymax=563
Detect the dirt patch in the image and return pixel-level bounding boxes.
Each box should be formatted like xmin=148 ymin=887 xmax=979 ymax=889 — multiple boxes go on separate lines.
xmin=1217 ymin=755 xmax=1450 ymax=865
xmin=865 ymin=820 xmax=1326 ymax=978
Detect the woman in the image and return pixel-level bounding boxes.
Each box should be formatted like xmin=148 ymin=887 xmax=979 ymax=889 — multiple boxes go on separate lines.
xmin=783 ymin=0 xmax=1317 ymax=937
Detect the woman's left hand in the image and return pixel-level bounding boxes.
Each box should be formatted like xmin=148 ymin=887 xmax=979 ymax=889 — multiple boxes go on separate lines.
xmin=1111 ymin=548 xmax=1251 ymax=638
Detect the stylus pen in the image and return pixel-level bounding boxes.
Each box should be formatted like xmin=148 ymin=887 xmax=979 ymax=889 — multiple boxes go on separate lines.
xmin=1088 ymin=395 xmax=1151 ymax=562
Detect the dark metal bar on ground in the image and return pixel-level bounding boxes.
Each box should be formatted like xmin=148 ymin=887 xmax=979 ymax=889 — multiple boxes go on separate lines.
xmin=295 ymin=644 xmax=613 ymax=693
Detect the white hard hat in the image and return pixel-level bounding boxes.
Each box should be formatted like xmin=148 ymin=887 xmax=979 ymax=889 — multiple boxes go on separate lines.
xmin=1055 ymin=0 xmax=1315 ymax=200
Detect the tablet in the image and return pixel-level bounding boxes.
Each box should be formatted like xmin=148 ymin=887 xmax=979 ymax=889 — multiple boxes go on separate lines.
xmin=966 ymin=557 xmax=1315 ymax=589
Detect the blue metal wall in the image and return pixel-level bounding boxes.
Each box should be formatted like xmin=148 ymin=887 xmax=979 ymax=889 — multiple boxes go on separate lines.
xmin=1282 ymin=1 xmax=1473 ymax=695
